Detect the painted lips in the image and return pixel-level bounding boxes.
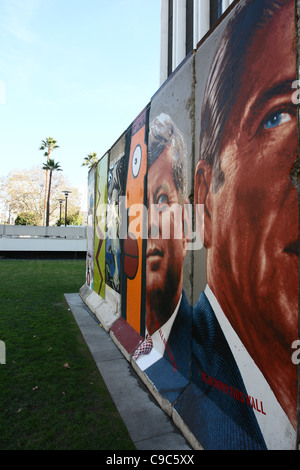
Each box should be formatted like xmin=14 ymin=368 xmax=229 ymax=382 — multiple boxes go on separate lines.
xmin=146 ymin=247 xmax=164 ymax=259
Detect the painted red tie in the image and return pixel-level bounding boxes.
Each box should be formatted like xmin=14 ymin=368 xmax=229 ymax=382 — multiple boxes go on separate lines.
xmin=133 ymin=335 xmax=153 ymax=361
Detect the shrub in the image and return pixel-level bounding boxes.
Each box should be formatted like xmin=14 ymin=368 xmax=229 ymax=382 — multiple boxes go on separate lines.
xmin=15 ymin=211 xmax=41 ymax=225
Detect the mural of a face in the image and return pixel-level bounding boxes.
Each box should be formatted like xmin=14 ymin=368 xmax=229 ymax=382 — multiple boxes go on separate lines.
xmin=146 ymin=145 xmax=188 ymax=335
xmin=195 ymin=0 xmax=298 ymax=428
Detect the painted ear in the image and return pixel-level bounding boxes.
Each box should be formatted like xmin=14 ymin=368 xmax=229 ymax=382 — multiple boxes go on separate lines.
xmin=194 ymin=159 xmax=213 ymax=248
xmin=195 ymin=160 xmax=212 ymax=205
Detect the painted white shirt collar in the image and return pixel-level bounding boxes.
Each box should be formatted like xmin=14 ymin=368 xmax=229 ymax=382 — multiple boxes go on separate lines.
xmin=135 ymin=294 xmax=182 ymax=371
xmin=205 ymin=284 xmax=296 ymax=450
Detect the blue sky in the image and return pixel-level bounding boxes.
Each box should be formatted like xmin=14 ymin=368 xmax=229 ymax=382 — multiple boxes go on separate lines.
xmin=0 ymin=0 xmax=161 ymax=193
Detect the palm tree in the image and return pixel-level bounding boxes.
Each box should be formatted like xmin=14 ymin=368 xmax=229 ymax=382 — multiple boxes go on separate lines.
xmin=40 ymin=137 xmax=59 ymax=225
xmin=42 ymin=159 xmax=62 ymax=226
xmin=82 ymin=152 xmax=98 ymax=168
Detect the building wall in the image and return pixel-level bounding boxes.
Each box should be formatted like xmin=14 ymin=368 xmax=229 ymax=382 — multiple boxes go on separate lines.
xmin=160 ymin=0 xmax=235 ymax=85
xmin=0 ymin=225 xmax=86 ymax=252
xmin=82 ymin=0 xmax=299 ymax=450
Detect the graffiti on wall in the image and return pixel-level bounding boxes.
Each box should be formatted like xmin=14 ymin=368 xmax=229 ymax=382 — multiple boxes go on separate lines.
xmin=93 ymin=153 xmax=108 ymax=298
xmin=105 ymin=156 xmax=125 ymax=294
xmin=121 ymin=107 xmax=149 ymax=335
xmin=85 ymin=0 xmax=298 ymax=450
xmin=86 ymin=165 xmax=96 ymax=290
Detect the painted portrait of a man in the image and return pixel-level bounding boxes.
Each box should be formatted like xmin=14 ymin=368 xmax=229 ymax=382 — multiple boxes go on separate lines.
xmin=133 ymin=113 xmax=192 ymax=402
xmin=181 ymin=0 xmax=299 ymax=450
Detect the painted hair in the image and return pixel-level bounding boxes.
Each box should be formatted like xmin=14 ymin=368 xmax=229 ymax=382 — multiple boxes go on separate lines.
xmin=148 ymin=113 xmax=187 ymax=204
xmin=199 ymin=0 xmax=291 ymax=193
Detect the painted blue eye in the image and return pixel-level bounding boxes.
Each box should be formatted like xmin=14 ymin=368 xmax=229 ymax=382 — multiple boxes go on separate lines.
xmin=264 ymin=112 xmax=291 ymax=129
xmin=156 ymin=194 xmax=169 ymax=210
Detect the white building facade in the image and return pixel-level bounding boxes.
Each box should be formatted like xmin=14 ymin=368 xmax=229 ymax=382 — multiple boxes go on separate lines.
xmin=160 ymin=0 xmax=235 ymax=84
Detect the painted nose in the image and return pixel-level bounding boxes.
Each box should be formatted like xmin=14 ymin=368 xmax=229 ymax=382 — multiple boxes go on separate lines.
xmin=148 ymin=205 xmax=160 ymax=239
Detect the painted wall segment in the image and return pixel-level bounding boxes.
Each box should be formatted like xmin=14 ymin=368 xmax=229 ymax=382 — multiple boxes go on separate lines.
xmin=133 ymin=112 xmax=192 ymax=404
xmin=93 ymin=153 xmax=108 ymax=299
xmin=189 ymin=0 xmax=299 ymax=450
xmin=105 ymin=155 xmax=125 ymax=294
xmin=86 ymin=165 xmax=96 ymax=290
xmin=133 ymin=52 xmax=196 ymax=403
xmin=122 ymin=106 xmax=149 ymax=335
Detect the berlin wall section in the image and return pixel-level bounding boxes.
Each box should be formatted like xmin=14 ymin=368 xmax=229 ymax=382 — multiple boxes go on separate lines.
xmin=80 ymin=0 xmax=300 ymax=450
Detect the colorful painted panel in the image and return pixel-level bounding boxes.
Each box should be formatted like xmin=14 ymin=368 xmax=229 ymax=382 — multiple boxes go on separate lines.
xmin=93 ymin=153 xmax=108 ymax=299
xmin=86 ymin=165 xmax=96 ymax=290
xmin=186 ymin=0 xmax=298 ymax=450
xmin=122 ymin=106 xmax=149 ymax=335
xmin=105 ymin=156 xmax=125 ymax=294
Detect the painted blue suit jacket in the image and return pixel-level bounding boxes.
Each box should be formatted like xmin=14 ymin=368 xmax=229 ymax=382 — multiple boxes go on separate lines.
xmin=176 ymin=290 xmax=267 ymax=450
xmin=145 ymin=290 xmax=192 ymax=404
xmin=145 ymin=290 xmax=267 ymax=450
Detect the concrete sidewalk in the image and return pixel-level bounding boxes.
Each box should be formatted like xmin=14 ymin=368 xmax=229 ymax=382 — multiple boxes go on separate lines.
xmin=64 ymin=293 xmax=191 ymax=451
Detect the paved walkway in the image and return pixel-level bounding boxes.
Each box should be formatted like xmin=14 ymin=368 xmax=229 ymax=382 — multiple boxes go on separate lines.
xmin=64 ymin=293 xmax=191 ymax=451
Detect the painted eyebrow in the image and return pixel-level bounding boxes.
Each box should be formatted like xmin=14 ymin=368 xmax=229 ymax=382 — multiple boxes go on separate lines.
xmin=252 ymin=80 xmax=295 ymax=113
xmin=246 ymin=79 xmax=296 ymax=131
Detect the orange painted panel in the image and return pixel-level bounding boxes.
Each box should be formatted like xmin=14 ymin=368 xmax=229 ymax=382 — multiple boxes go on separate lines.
xmin=124 ymin=107 xmax=148 ymax=334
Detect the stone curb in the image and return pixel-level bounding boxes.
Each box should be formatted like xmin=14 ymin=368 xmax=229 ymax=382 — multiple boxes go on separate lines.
xmin=79 ymin=283 xmax=202 ymax=451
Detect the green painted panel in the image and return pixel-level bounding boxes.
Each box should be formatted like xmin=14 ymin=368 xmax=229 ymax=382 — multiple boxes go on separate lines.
xmin=93 ymin=153 xmax=108 ymax=298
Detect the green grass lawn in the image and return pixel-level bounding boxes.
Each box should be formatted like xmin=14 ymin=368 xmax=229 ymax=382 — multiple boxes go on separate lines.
xmin=0 ymin=258 xmax=135 ymax=450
